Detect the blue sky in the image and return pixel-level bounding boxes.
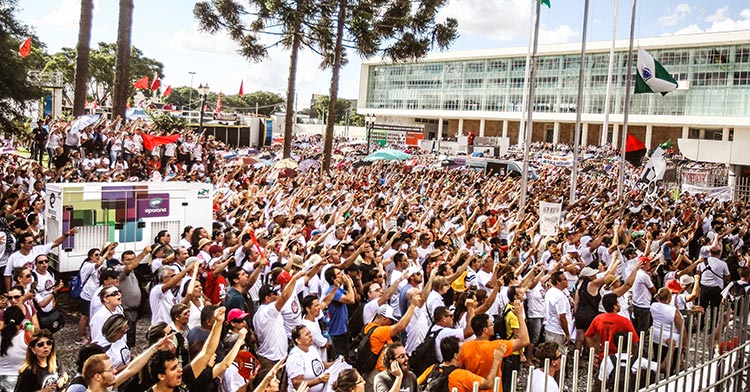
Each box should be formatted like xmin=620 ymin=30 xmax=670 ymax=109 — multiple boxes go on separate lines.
xmin=16 ymin=0 xmax=750 ymax=110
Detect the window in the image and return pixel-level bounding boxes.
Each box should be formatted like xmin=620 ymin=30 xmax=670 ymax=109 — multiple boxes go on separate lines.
xmin=510 ymin=78 xmax=525 ymax=88
xmin=538 ymin=58 xmax=558 ymax=70
xmin=487 ymin=78 xmax=506 ymax=87
xmin=564 ymin=56 xmax=580 ymax=69
xmin=734 ymin=71 xmax=750 ymax=86
xmin=659 ymin=51 xmax=689 ymax=66
xmin=692 ymin=72 xmax=727 ymax=87
xmin=512 ymin=59 xmax=526 ymax=71
xmin=589 ymin=54 xmax=609 ymax=69
xmin=537 ymin=76 xmax=558 ymax=88
xmin=488 ymin=60 xmax=507 ymax=72
xmin=465 ymin=79 xmax=484 ymax=88
xmin=736 ymin=47 xmax=750 ymax=64
xmin=693 ymin=48 xmax=729 ymax=65
xmin=465 ymin=62 xmax=485 ymax=73
xmin=443 ymin=99 xmax=460 ymax=110
xmin=423 ymin=64 xmax=442 ymax=74
xmin=390 ymin=80 xmax=405 ymax=88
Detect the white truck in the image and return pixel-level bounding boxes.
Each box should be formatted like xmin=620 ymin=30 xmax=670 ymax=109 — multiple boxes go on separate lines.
xmin=45 ymin=182 xmax=213 ymax=273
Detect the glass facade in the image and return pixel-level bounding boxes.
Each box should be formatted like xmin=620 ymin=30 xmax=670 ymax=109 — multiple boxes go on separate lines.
xmin=365 ymin=43 xmax=750 ymax=118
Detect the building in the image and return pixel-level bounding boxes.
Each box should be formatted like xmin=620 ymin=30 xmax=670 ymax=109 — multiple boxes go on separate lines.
xmin=356 ymin=30 xmax=750 ymax=159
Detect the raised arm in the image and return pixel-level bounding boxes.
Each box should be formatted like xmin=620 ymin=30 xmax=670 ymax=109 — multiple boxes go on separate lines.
xmin=189 ymin=307 xmax=226 ymax=377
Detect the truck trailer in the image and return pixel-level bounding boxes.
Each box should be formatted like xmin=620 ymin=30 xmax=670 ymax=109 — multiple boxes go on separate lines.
xmin=45 ymin=182 xmax=213 ymax=273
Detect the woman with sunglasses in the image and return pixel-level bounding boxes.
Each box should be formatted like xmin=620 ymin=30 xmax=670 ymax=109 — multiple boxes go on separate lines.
xmin=89 ymin=285 xmax=123 ymax=347
xmin=15 ymin=329 xmax=67 ymax=392
xmin=32 ymin=255 xmax=64 ymax=334
xmin=332 ymin=369 xmax=365 ymax=392
xmin=6 ymin=285 xmax=39 ymax=332
xmin=0 ymin=307 xmax=27 ymax=391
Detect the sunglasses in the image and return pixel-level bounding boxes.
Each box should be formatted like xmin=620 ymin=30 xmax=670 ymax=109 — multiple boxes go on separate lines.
xmin=105 ymin=290 xmax=121 ymax=297
xmin=35 ymin=340 xmax=54 ymax=348
xmin=36 ymin=259 xmax=49 ymax=264
xmin=7 ymin=295 xmax=22 ymax=300
xmin=93 ymin=253 xmax=101 ymax=256
xmin=22 ymin=274 xmax=32 ymax=278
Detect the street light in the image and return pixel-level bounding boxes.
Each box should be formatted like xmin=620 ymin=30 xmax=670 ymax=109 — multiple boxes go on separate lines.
xmin=365 ymin=114 xmax=376 ymax=155
xmin=197 ymin=83 xmax=210 ymax=134
xmin=188 ymin=71 xmax=196 ymax=110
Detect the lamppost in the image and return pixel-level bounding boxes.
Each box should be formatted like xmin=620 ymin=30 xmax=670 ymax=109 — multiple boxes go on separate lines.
xmin=188 ymin=71 xmax=196 ymax=110
xmin=365 ymin=114 xmax=376 ymax=155
xmin=197 ymin=83 xmax=209 ymax=134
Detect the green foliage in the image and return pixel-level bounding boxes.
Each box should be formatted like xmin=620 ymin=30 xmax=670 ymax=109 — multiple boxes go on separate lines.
xmin=165 ymin=87 xmax=284 ymax=117
xmin=312 ymin=95 xmax=351 ymax=124
xmin=147 ymin=110 xmax=187 ymax=134
xmin=0 ymin=0 xmax=46 ymax=135
xmin=42 ymin=42 xmax=164 ymax=106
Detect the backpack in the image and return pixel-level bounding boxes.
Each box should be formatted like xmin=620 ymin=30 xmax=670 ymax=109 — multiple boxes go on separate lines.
xmin=346 ymin=325 xmax=382 ymax=374
xmin=408 ymin=326 xmax=443 ymax=377
xmin=422 ymin=365 xmax=457 ymax=392
xmin=68 ymin=261 xmax=88 ymax=300
xmin=493 ymin=305 xmax=513 ymax=341
xmin=726 ymin=281 xmax=749 ymax=306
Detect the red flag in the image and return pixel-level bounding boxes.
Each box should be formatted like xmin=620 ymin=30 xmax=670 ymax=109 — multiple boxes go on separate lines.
xmin=625 ymin=134 xmax=647 ymax=167
xmin=141 ymin=133 xmax=181 ymax=151
xmin=163 ymin=85 xmax=172 ymax=97
xmin=216 ymin=92 xmax=222 ymax=113
xmin=238 ymin=80 xmax=244 ymax=97
xmin=19 ymin=37 xmax=31 ymax=58
xmin=133 ymin=77 xmax=149 ymax=89
xmin=150 ymin=76 xmax=160 ymax=91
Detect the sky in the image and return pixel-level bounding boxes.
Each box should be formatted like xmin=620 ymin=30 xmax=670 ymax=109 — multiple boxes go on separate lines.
xmin=15 ymin=0 xmax=750 ymax=111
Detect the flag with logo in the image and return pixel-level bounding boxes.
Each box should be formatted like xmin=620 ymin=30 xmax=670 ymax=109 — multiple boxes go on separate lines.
xmin=635 ymin=48 xmax=678 ymax=95
xmin=541 ymin=0 xmax=550 ymax=7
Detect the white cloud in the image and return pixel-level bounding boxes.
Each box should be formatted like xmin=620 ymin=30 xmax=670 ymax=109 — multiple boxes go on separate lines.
xmin=658 ymin=3 xmax=692 ymax=27
xmin=539 ymin=25 xmax=578 ymax=45
xmin=666 ymin=7 xmax=750 ymax=35
xmin=165 ymin=23 xmax=240 ymax=57
xmin=438 ymin=0 xmax=532 ymax=41
xmin=30 ymin=0 xmax=101 ymax=28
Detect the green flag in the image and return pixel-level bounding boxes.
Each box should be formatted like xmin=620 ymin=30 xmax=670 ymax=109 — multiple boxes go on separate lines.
xmin=635 ymin=48 xmax=678 ymax=95
xmin=659 ymin=139 xmax=672 ymax=150
xmin=541 ymin=0 xmax=550 ymax=7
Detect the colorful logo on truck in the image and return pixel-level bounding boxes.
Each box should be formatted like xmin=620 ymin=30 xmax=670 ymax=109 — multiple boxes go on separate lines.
xmin=137 ymin=193 xmax=170 ymax=218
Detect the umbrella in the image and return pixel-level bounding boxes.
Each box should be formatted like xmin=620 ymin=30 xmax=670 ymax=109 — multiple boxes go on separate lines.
xmin=270 ymin=168 xmax=297 ymax=179
xmin=71 ymin=114 xmax=100 ymax=133
xmin=340 ymin=146 xmax=355 ymax=153
xmin=352 ymin=160 xmax=373 ymax=168
xmin=363 ymin=149 xmax=412 ymax=162
xmin=298 ymin=159 xmax=320 ymax=173
xmin=274 ymin=158 xmax=298 ymax=169
xmin=247 ymin=148 xmax=260 ymax=155
xmin=231 ymin=156 xmax=259 ymax=166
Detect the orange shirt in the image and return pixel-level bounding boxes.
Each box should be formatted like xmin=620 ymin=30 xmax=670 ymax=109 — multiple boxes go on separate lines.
xmin=459 ymin=339 xmax=513 ymax=391
xmin=365 ymin=323 xmax=393 ymax=372
xmin=448 ymin=368 xmax=485 ymax=392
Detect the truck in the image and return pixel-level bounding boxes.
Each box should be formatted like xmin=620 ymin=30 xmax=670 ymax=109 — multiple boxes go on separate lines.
xmin=45 ymin=182 xmax=213 ymax=273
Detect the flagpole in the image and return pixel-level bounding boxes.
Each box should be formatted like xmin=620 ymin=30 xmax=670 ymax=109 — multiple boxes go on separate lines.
xmin=569 ymin=0 xmax=590 ymax=204
xmin=517 ymin=0 xmax=536 ymax=147
xmin=601 ymin=0 xmax=619 ymax=146
xmin=519 ymin=0 xmax=542 ymax=208
xmin=617 ymin=0 xmax=638 ymax=199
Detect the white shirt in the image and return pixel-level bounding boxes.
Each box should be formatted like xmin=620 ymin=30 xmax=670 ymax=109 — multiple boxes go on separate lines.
xmin=526 ymin=284 xmax=546 ymax=318
xmin=4 ymin=244 xmax=54 ymax=278
xmin=433 ymin=327 xmax=464 ymax=362
xmin=222 ymin=363 xmax=247 ymax=392
xmin=281 ymin=279 xmax=306 ymax=337
xmin=0 ymin=331 xmax=26 ymax=376
xmin=90 ymin=304 xmax=124 ymax=346
xmin=651 ymin=302 xmax=680 ymax=346
xmin=631 ymin=270 xmax=654 ymax=308
xmin=80 ymin=261 xmax=102 ymax=302
xmin=286 ymin=346 xmax=327 ymax=392
xmin=106 ymin=337 xmax=131 ymax=370
xmin=33 ymin=269 xmax=57 ymax=312
xmin=697 ymin=257 xmax=729 ymax=288
xmin=362 ymin=299 xmax=380 ymax=326
xmin=544 ymin=286 xmax=571 ymax=335
xmin=529 ymin=368 xmax=559 ymax=392
xmin=149 ymin=284 xmax=176 ymax=325
xmin=426 ymin=291 xmax=444 ymax=321
xmin=253 ymin=303 xmax=288 ymax=361
xmin=301 ymin=318 xmax=328 ymax=362
xmin=475 ymin=269 xmax=493 ymax=292
xmin=597 ymin=354 xmax=659 ymax=382
xmin=405 ymin=305 xmax=430 ymax=354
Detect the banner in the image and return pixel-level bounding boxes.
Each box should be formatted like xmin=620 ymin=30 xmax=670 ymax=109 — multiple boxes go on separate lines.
xmin=539 ymin=201 xmax=562 ymax=236
xmin=539 ymin=153 xmax=573 ymax=167
xmin=680 ymin=184 xmax=732 ymax=201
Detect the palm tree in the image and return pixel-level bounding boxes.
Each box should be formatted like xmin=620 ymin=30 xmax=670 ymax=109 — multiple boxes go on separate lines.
xmin=112 ymin=0 xmax=133 ymax=120
xmin=73 ymin=0 xmax=93 ymax=116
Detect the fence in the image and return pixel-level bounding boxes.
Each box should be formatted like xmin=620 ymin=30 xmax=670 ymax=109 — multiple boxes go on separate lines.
xmin=460 ymin=293 xmax=750 ymax=392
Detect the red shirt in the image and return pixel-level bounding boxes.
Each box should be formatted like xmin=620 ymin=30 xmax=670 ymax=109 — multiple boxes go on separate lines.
xmin=585 ymin=312 xmax=639 ymax=359
xmin=204 ymin=272 xmax=228 ymax=304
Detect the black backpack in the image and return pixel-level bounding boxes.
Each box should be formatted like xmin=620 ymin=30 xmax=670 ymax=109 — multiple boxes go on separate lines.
xmin=726 ymin=281 xmax=749 ymax=306
xmin=408 ymin=326 xmax=443 ymax=377
xmin=346 ymin=325 xmax=382 ymax=374
xmin=422 ymin=364 xmax=458 ymax=392
xmin=493 ymin=305 xmax=513 ymax=340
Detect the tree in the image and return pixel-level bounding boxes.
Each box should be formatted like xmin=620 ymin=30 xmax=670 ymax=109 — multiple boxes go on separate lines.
xmin=0 ymin=0 xmax=44 ymax=135
xmin=194 ymin=0 xmax=317 ymax=159
xmin=112 ymin=0 xmax=133 ymax=119
xmin=163 ymin=86 xmax=197 ymax=108
xmin=73 ymin=0 xmax=93 ymax=116
xmin=312 ymin=95 xmax=349 ymax=124
xmin=314 ymin=0 xmax=458 ymax=171
xmin=43 ymin=43 xmax=164 ymax=109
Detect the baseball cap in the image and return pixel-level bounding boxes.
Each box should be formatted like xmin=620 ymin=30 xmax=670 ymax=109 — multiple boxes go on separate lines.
xmin=226 ymin=308 xmax=250 ymax=324
xmin=275 ymin=270 xmax=292 ymax=286
xmin=377 ymin=305 xmax=397 ymax=322
xmin=666 ymin=279 xmax=683 ymax=294
xmin=580 ymin=267 xmax=598 ymax=278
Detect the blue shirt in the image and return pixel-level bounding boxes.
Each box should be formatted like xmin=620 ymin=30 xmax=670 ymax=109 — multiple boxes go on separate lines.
xmin=326 ymin=286 xmax=349 ymax=336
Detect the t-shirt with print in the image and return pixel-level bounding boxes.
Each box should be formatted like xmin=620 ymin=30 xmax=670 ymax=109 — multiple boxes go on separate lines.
xmin=286 ymin=346 xmax=326 ymax=392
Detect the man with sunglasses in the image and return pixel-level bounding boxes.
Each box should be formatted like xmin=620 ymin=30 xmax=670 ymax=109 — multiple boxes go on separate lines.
xmin=4 ymin=228 xmax=78 ymax=290
xmin=32 ymin=254 xmax=63 ymax=315
xmin=90 ymin=285 xmax=124 ymax=346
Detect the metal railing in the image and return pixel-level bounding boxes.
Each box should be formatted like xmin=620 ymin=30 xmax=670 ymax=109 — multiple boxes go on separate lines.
xmin=460 ymin=293 xmax=750 ymax=392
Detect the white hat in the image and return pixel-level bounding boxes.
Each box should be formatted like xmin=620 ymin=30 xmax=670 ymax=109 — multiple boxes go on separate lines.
xmin=565 ymin=244 xmax=579 ymax=253
xmin=377 ymin=305 xmax=397 ymax=322
xmin=679 ymin=275 xmax=695 ymax=286
xmin=580 ymin=267 xmax=598 ymax=278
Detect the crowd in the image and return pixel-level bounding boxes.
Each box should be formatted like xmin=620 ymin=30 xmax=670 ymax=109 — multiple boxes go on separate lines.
xmin=0 ymin=115 xmax=746 ymax=392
